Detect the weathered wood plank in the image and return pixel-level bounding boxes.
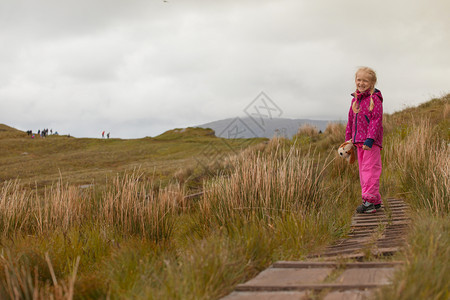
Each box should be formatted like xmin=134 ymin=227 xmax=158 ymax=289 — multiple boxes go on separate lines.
xmin=238 ymin=268 xmax=332 ymax=287
xmin=235 ymin=283 xmax=387 ymax=292
xmin=335 ymin=268 xmax=396 ymax=285
xmin=222 ymin=291 xmax=309 ymax=300
xmin=272 ymin=261 xmax=403 ymax=269
xmin=324 ymin=290 xmax=374 ymax=300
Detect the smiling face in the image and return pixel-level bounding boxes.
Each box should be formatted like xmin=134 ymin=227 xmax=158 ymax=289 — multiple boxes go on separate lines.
xmin=355 ymin=71 xmax=374 ymax=93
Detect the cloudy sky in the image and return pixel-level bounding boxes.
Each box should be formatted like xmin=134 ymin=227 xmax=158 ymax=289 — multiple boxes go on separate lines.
xmin=1 ymin=0 xmax=449 ymax=138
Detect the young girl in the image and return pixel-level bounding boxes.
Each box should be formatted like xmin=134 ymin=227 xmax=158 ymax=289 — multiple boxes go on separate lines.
xmin=345 ymin=67 xmax=383 ymax=213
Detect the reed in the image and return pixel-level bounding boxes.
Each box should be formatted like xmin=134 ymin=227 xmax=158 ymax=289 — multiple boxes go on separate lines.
xmin=386 ymin=118 xmax=449 ymax=214
xmin=200 ymin=144 xmax=332 ymax=228
xmin=0 ymin=251 xmax=80 ymax=300
xmin=100 ymin=172 xmax=185 ymax=242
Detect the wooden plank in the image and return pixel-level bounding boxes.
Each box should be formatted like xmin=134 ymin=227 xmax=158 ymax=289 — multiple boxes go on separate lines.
xmin=352 ymin=217 xmax=387 ymax=221
xmin=272 ymin=261 xmax=403 ymax=269
xmin=335 ymin=268 xmax=396 ymax=285
xmin=222 ymin=291 xmax=308 ymax=300
xmin=373 ymin=247 xmax=401 ymax=255
xmin=235 ymin=283 xmax=386 ymax=292
xmin=353 ymin=218 xmax=410 ymax=225
xmin=326 ymin=244 xmax=371 ymax=252
xmin=351 ymin=220 xmax=410 ymax=227
xmin=318 ymin=245 xmax=401 ymax=258
xmin=324 ymin=290 xmax=374 ymax=300
xmin=332 ymin=237 xmax=371 ymax=245
xmin=347 ymin=233 xmax=374 ymax=237
xmin=318 ymin=248 xmax=371 ymax=257
xmin=239 ymin=268 xmax=332 ymax=287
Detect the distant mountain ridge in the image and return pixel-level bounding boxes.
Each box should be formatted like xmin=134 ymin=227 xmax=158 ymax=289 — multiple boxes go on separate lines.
xmin=196 ymin=117 xmax=343 ymax=139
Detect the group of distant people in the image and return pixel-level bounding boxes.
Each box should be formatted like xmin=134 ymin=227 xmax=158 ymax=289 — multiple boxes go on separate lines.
xmin=102 ymin=131 xmax=111 ymax=139
xmin=27 ymin=128 xmax=58 ymax=138
xmin=25 ymin=129 xmax=110 ymax=139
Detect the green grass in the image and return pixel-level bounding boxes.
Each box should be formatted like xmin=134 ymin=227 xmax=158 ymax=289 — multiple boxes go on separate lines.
xmin=377 ymin=212 xmax=449 ymax=299
xmin=0 ymin=126 xmax=264 ymax=190
xmin=0 ymin=94 xmax=448 ymax=299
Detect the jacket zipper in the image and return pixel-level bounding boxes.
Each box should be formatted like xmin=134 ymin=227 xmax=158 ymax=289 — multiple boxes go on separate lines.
xmin=353 ymin=98 xmax=360 ymax=141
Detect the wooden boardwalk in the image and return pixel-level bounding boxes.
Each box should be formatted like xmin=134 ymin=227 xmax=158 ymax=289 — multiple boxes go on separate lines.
xmin=222 ymin=198 xmax=409 ymax=300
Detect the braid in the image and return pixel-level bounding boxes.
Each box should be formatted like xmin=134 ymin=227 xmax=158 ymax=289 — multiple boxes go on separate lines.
xmin=369 ymin=88 xmax=375 ymax=111
xmin=352 ymin=89 xmax=360 ymax=114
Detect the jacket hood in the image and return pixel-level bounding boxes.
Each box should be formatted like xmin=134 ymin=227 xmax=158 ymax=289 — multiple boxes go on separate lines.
xmin=351 ymin=88 xmax=383 ymax=102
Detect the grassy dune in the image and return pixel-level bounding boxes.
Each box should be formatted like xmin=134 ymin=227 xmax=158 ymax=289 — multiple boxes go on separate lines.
xmin=0 ymin=94 xmax=448 ymax=299
xmin=0 ymin=126 xmax=264 ymax=190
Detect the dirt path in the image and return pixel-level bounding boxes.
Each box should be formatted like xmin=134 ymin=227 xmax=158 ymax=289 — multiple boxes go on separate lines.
xmin=223 ymin=198 xmax=410 ymax=300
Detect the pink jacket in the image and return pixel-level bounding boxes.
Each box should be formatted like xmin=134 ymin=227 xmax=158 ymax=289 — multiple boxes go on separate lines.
xmin=345 ymin=89 xmax=383 ymax=148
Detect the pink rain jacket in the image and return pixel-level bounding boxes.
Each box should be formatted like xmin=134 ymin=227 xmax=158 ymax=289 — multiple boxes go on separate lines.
xmin=345 ymin=89 xmax=383 ymax=148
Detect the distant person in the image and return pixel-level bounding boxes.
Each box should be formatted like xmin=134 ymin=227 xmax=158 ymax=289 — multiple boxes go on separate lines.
xmin=50 ymin=129 xmax=53 ymax=135
xmin=107 ymin=132 xmax=110 ymax=139
xmin=102 ymin=131 xmax=105 ymax=138
xmin=345 ymin=66 xmax=383 ymax=214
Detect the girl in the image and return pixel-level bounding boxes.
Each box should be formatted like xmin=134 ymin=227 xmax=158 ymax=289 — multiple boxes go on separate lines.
xmin=345 ymin=67 xmax=383 ymax=213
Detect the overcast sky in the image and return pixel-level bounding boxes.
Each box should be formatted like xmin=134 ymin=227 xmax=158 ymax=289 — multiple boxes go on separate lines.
xmin=1 ymin=0 xmax=449 ymax=138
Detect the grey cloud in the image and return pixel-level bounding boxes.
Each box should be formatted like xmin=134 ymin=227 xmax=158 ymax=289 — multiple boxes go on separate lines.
xmin=1 ymin=0 xmax=449 ymax=138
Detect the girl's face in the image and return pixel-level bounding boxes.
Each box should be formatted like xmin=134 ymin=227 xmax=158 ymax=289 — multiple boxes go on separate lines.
xmin=355 ymin=71 xmax=373 ymax=93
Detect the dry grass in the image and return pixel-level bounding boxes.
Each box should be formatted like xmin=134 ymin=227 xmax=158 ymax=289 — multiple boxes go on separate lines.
xmin=0 ymin=173 xmax=185 ymax=242
xmin=101 ymin=173 xmax=184 ymax=241
xmin=296 ymin=124 xmax=320 ymax=137
xmin=0 ymin=251 xmax=80 ymax=300
xmin=0 ymin=95 xmax=448 ymax=299
xmin=324 ymin=122 xmax=345 ymax=141
xmin=385 ymin=118 xmax=449 ymax=214
xmin=312 ymin=122 xmax=346 ymax=151
xmin=200 ymin=143 xmax=334 ymax=227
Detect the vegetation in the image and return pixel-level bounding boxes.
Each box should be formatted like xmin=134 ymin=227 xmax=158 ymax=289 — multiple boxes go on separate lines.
xmin=0 ymin=126 xmax=264 ymax=190
xmin=376 ymin=95 xmax=449 ymax=300
xmin=0 ymin=94 xmax=448 ymax=299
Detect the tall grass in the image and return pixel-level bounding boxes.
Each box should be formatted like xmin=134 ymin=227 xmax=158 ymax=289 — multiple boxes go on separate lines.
xmin=379 ymin=103 xmax=449 ymax=299
xmin=0 ymin=173 xmax=185 ymax=299
xmin=0 ymin=180 xmax=90 ymax=237
xmin=385 ymin=118 xmax=449 ymax=214
xmin=0 ymin=251 xmax=80 ymax=300
xmin=0 ymin=173 xmax=183 ymax=240
xmin=1 ymin=130 xmax=362 ymax=298
xmin=2 ymin=96 xmax=447 ymax=299
xmin=201 ymin=144 xmax=332 ymax=227
xmin=101 ymin=173 xmax=184 ymax=241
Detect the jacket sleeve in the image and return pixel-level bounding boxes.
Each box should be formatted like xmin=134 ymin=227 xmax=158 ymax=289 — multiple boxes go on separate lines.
xmin=345 ymin=100 xmax=354 ymax=141
xmin=367 ymin=95 xmax=383 ymax=140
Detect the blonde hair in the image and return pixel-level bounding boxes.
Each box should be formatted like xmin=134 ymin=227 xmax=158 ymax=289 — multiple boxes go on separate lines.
xmin=352 ymin=66 xmax=377 ymax=113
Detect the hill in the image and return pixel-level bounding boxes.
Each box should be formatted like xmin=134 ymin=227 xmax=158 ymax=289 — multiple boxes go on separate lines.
xmin=0 ymin=125 xmax=265 ymax=189
xmin=196 ymin=117 xmax=339 ymax=139
xmin=0 ymin=94 xmax=448 ymax=299
xmin=0 ymin=123 xmax=27 ymax=139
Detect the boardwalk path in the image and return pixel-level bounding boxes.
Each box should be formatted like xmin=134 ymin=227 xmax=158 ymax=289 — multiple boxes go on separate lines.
xmin=223 ymin=198 xmax=409 ymax=300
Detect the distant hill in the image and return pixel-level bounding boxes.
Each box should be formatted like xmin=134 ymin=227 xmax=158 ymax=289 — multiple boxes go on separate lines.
xmin=196 ymin=117 xmax=342 ymax=139
xmin=0 ymin=124 xmax=27 ymax=138
xmin=154 ymin=127 xmax=216 ymax=140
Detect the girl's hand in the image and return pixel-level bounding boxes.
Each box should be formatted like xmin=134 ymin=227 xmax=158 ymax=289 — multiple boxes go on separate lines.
xmin=362 ymin=145 xmax=371 ymax=150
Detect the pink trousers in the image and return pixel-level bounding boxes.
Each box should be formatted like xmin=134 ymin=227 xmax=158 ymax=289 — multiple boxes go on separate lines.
xmin=357 ymin=145 xmax=382 ymax=205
